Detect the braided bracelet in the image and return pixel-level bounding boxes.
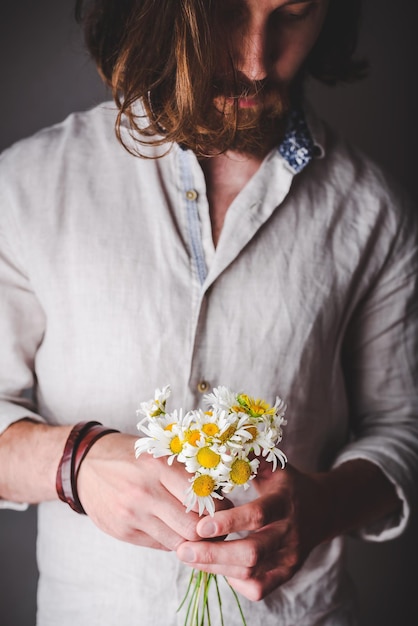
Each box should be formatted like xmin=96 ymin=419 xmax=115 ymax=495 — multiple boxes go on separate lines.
xmin=56 ymin=420 xmax=120 ymax=514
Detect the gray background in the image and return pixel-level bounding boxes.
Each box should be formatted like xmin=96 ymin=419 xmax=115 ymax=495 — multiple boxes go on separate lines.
xmin=0 ymin=1 xmax=417 ymax=625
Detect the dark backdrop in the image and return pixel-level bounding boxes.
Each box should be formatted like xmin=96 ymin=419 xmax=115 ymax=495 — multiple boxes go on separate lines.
xmin=0 ymin=1 xmax=417 ymax=625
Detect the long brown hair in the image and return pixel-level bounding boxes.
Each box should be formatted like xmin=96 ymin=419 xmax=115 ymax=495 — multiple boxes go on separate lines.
xmin=75 ymin=0 xmax=367 ymax=156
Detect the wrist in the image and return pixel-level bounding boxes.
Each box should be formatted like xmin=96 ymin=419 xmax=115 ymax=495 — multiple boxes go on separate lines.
xmin=56 ymin=421 xmax=120 ymax=514
xmin=314 ymin=460 xmax=402 ymax=542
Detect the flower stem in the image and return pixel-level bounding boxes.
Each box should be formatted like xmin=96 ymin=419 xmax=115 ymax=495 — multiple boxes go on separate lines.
xmin=224 ymin=577 xmax=248 ymax=626
xmin=178 ymin=571 xmax=247 ymax=626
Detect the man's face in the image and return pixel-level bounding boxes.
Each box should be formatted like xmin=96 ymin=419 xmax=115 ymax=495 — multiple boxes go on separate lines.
xmin=211 ymin=0 xmax=330 ymax=155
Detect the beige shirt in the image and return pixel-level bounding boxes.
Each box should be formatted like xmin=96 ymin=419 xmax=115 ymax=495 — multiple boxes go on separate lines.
xmin=0 ymin=102 xmax=417 ymax=625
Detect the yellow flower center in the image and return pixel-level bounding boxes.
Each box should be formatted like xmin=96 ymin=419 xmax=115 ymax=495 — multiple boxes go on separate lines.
xmin=196 ymin=447 xmax=221 ymax=469
xmin=164 ymin=423 xmax=174 ymax=431
xmin=230 ymin=458 xmax=252 ymax=485
xmin=219 ymin=424 xmax=236 ymax=443
xmin=193 ymin=475 xmax=216 ymax=497
xmin=150 ymin=401 xmax=165 ymax=418
xmin=202 ymin=423 xmax=219 ymax=437
xmin=170 ymin=435 xmax=183 ymax=454
xmin=244 ymin=425 xmax=258 ymax=442
xmin=186 ymin=429 xmax=202 ymax=447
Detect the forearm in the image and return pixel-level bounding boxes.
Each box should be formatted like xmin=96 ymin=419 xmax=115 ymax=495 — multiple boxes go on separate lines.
xmin=0 ymin=419 xmax=72 ymax=504
xmin=316 ymin=459 xmax=402 ymax=542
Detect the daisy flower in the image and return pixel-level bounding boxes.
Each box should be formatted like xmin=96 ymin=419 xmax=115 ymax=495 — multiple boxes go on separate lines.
xmin=272 ymin=394 xmax=287 ymax=418
xmin=233 ymin=393 xmax=278 ymax=418
xmin=180 ymin=437 xmax=231 ymax=476
xmin=223 ymin=452 xmax=260 ymax=493
xmin=208 ymin=408 xmax=239 ymax=445
xmin=203 ymin=386 xmax=238 ymax=412
xmin=183 ymin=473 xmax=225 ymax=516
xmin=135 ymin=408 xmax=188 ymax=465
xmin=137 ymin=385 xmax=171 ymax=419
xmin=191 ymin=409 xmax=224 ymax=439
xmin=180 ymin=409 xmax=216 ymax=448
xmin=262 ymin=445 xmax=288 ymax=471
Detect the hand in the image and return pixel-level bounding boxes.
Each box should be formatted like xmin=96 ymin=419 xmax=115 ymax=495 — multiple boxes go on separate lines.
xmin=176 ymin=462 xmax=331 ymax=601
xmin=77 ymin=432 xmax=204 ymax=551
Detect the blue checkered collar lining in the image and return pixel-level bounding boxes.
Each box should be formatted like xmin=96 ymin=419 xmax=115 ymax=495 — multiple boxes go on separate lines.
xmin=278 ymin=107 xmax=323 ymax=174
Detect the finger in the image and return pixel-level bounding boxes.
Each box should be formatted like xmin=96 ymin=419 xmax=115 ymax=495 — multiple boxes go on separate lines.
xmin=196 ymin=494 xmax=286 ymax=539
xmin=181 ymin=551 xmax=278 ymax=581
xmin=132 ymin=457 xmax=203 ymax=544
xmin=177 ymin=532 xmax=294 ymax=589
xmin=226 ymin=564 xmax=291 ymax=602
xmin=124 ymin=528 xmax=169 ymax=551
xmin=95 ymin=492 xmax=194 ymax=550
xmin=137 ymin=493 xmax=202 ymax=547
xmin=155 ymin=457 xmax=191 ymax=503
xmin=177 ymin=522 xmax=286 ymax=571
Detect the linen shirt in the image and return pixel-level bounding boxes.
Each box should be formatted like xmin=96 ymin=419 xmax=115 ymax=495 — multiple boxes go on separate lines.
xmin=0 ymin=102 xmax=417 ymax=626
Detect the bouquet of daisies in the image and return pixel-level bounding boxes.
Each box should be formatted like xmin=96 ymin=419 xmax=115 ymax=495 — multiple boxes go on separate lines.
xmin=135 ymin=385 xmax=287 ymax=625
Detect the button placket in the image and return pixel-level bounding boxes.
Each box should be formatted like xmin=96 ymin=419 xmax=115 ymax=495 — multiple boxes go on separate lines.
xmin=178 ymin=149 xmax=207 ymax=285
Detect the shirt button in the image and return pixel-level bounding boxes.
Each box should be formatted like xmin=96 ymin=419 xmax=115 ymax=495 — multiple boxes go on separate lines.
xmin=185 ymin=189 xmax=198 ymax=201
xmin=197 ymin=380 xmax=210 ymax=393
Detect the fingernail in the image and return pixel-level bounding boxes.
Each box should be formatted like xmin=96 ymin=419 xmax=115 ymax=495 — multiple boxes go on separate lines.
xmin=199 ymin=521 xmax=217 ymax=538
xmin=179 ymin=546 xmax=196 ymax=563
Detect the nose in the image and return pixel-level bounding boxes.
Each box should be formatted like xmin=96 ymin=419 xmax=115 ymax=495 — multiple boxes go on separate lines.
xmin=234 ymin=15 xmax=272 ymax=82
xmin=240 ymin=31 xmax=268 ymax=81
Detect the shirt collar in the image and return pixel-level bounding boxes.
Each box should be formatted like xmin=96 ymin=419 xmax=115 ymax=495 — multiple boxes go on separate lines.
xmin=278 ymin=105 xmax=325 ymax=175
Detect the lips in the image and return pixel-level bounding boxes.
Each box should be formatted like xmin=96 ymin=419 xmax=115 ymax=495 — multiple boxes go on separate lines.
xmin=236 ymin=97 xmax=260 ymax=108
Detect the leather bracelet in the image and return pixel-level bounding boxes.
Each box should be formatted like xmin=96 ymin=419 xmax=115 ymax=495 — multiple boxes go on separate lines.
xmin=56 ymin=421 xmax=99 ymax=512
xmin=56 ymin=421 xmax=119 ymax=514
xmin=71 ymin=423 xmax=120 ymax=512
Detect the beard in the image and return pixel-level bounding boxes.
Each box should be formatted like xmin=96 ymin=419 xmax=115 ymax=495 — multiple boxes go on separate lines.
xmin=207 ymin=76 xmax=292 ymax=157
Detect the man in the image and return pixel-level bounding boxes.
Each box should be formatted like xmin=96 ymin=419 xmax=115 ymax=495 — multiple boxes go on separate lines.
xmin=0 ymin=0 xmax=417 ymax=624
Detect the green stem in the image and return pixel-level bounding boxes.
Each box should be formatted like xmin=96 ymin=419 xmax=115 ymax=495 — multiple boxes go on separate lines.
xmin=213 ymin=575 xmax=225 ymax=626
xmin=178 ymin=571 xmax=247 ymax=626
xmin=224 ymin=577 xmax=248 ymax=626
xmin=178 ymin=569 xmax=197 ymax=613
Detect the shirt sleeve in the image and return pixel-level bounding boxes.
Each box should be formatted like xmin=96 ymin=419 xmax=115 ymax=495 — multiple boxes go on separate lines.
xmin=0 ymin=158 xmax=47 ymax=508
xmin=334 ymin=191 xmax=418 ymax=541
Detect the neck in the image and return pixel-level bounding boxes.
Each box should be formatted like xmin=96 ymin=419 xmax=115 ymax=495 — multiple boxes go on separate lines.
xmin=200 ymin=151 xmax=264 ymax=246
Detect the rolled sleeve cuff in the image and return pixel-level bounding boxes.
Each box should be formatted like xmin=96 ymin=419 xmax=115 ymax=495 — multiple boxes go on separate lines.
xmin=332 ymin=450 xmax=410 ymax=542
xmin=0 ymin=403 xmax=46 ymax=511
xmin=0 ymin=499 xmax=28 ymax=511
xmin=0 ymin=402 xmax=45 ymax=435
